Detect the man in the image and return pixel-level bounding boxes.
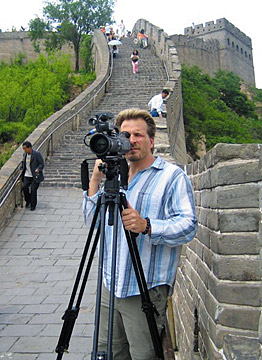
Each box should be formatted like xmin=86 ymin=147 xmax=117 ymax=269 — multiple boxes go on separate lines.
xmin=148 ymin=89 xmax=169 ymax=118
xmin=83 ymin=109 xmax=197 ymax=359
xmin=20 ymin=141 xmax=44 ymax=211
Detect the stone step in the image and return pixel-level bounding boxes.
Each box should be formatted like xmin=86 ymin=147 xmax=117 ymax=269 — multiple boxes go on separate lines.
xmin=43 ymin=36 xmax=173 ymax=187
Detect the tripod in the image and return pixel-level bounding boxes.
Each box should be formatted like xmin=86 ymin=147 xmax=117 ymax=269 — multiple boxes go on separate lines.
xmin=55 ymin=158 xmax=164 ymax=360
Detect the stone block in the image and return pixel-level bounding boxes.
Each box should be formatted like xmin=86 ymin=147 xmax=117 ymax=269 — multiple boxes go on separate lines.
xmin=210 ymin=232 xmax=259 ymax=255
xmin=223 ymin=334 xmax=260 ymax=360
xmin=197 ymin=260 xmax=210 ymax=289
xmin=202 ymin=245 xmax=212 ymax=270
xmin=208 ymin=319 xmax=258 ymax=349
xmin=211 ymin=160 xmax=261 ymax=188
xmin=198 ymin=208 xmax=219 ymax=230
xmin=209 ymin=273 xmax=261 ymax=306
xmin=204 ymin=144 xmax=261 ymax=169
xmin=198 ymin=320 xmax=224 ymax=359
xmin=215 ymin=303 xmax=260 ymax=330
xmin=201 ymin=184 xmax=259 ymax=209
xmin=212 ymin=254 xmax=260 ymax=281
xmin=219 ymin=209 xmax=260 ymax=232
xmin=195 ymin=224 xmax=211 ymax=248
xmin=199 ymin=170 xmax=212 ymax=189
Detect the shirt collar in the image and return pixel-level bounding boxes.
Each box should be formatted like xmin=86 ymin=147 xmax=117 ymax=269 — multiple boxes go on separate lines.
xmin=150 ymin=156 xmax=165 ymax=170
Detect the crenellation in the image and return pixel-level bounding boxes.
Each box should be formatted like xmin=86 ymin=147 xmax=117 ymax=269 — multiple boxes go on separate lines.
xmin=182 ymin=18 xmax=255 ymax=85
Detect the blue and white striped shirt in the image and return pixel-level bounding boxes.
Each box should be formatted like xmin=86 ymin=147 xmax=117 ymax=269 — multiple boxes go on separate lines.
xmin=83 ymin=156 xmax=197 ymax=298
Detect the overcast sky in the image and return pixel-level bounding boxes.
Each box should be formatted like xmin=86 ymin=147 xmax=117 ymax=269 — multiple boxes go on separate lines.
xmin=0 ymin=0 xmax=261 ymax=88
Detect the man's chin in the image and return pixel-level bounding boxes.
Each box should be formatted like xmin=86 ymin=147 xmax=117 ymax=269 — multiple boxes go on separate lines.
xmin=126 ymin=154 xmax=140 ymax=162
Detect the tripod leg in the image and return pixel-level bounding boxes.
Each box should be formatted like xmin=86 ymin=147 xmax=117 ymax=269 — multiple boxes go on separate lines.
xmin=92 ymin=199 xmax=108 ymax=360
xmin=119 ymin=193 xmax=164 ymax=359
xmin=107 ymin=199 xmax=120 ymax=359
xmin=55 ymin=196 xmax=101 ymax=359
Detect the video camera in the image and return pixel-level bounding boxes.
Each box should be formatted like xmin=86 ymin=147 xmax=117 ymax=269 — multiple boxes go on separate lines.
xmin=85 ymin=112 xmax=131 ymax=159
xmin=82 ymin=112 xmax=131 ymax=191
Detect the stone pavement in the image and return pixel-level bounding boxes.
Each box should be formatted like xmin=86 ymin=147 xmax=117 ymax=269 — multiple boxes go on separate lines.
xmin=0 ymin=187 xmax=97 ymax=359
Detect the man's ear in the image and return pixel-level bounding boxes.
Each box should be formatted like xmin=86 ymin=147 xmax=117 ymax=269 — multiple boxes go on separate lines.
xmin=150 ymin=137 xmax=155 ymax=149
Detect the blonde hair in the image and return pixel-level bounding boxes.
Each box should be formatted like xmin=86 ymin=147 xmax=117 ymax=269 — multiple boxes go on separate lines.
xmin=115 ymin=108 xmax=156 ymax=138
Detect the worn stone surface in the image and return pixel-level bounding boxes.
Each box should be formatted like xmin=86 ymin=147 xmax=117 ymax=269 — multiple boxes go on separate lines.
xmin=223 ymin=335 xmax=260 ymax=360
xmin=0 ymin=188 xmax=96 ymax=359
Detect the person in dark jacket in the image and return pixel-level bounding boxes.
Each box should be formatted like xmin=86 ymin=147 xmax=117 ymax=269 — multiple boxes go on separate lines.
xmin=20 ymin=141 xmax=44 ymax=211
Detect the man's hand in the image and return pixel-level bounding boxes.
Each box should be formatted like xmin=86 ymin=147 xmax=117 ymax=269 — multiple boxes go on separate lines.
xmin=88 ymin=159 xmax=105 ymax=196
xmin=122 ymin=203 xmax=147 ymax=234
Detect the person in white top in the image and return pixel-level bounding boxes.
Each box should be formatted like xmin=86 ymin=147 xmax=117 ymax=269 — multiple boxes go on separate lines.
xmin=148 ymin=89 xmax=169 ymax=118
xmin=118 ymin=20 xmax=125 ymax=39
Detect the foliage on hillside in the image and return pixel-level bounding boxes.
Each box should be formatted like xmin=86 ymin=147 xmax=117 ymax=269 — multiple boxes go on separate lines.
xmin=0 ymin=51 xmax=95 ymax=168
xmin=29 ymin=0 xmax=115 ymax=72
xmin=182 ymin=65 xmax=262 ymax=159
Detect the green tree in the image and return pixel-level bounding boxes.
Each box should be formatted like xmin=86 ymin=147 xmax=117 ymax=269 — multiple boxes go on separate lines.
xmin=182 ymin=65 xmax=262 ymax=158
xmin=29 ymin=0 xmax=115 ymax=72
xmin=213 ymin=70 xmax=256 ymax=117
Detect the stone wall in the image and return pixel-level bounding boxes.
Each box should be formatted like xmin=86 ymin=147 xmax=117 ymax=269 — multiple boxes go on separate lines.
xmin=183 ymin=18 xmax=255 ymax=86
xmin=133 ymin=19 xmax=188 ymax=165
xmin=173 ymin=143 xmax=261 ymax=359
xmin=170 ymin=35 xmax=220 ymax=78
xmin=0 ymin=30 xmax=77 ymax=68
xmin=0 ymin=29 xmax=110 ymax=231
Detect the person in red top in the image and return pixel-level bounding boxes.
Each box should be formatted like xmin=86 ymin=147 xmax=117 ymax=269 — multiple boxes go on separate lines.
xmin=137 ymin=29 xmax=148 ymax=48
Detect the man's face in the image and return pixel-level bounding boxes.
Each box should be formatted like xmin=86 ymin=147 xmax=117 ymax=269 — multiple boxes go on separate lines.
xmin=161 ymin=92 xmax=168 ymax=99
xmin=120 ymin=119 xmax=154 ymax=163
xmin=22 ymin=146 xmax=32 ymax=154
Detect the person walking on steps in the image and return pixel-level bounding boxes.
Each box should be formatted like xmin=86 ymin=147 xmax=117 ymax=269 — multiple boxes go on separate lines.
xmin=20 ymin=141 xmax=44 ymax=211
xmin=83 ymin=108 xmax=197 ymax=360
xmin=131 ymin=50 xmax=139 ymax=74
xmin=148 ymin=89 xmax=169 ymax=118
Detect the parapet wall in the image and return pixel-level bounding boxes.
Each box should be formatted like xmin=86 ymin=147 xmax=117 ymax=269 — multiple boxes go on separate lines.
xmin=133 ymin=19 xmax=188 ymax=165
xmin=184 ymin=18 xmax=252 ymax=47
xmin=173 ymin=143 xmax=262 ymax=359
xmin=0 ymin=30 xmax=76 ymax=67
xmin=170 ymin=34 xmax=220 ymax=77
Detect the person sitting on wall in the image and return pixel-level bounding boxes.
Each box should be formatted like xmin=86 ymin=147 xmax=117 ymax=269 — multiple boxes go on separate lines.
xmin=148 ymin=89 xmax=169 ymax=118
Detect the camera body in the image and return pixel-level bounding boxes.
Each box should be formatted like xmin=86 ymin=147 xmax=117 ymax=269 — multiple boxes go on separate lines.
xmin=88 ymin=113 xmax=131 ymax=159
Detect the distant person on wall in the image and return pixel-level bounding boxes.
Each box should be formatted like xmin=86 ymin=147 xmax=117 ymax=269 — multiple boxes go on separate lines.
xmin=118 ymin=20 xmax=125 ymax=39
xmin=137 ymin=29 xmax=148 ymax=48
xmin=148 ymin=89 xmax=169 ymax=118
xmin=112 ymin=45 xmax=119 ymax=58
xmin=20 ymin=141 xmax=44 ymax=211
xmin=131 ymin=49 xmax=139 ymax=74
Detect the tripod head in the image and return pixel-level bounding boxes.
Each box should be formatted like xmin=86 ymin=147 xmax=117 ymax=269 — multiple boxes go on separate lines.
xmin=98 ymin=156 xmax=129 ymax=191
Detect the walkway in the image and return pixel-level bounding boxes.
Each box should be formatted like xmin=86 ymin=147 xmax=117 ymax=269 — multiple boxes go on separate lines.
xmin=0 ymin=36 xmax=174 ymax=359
xmin=0 ymin=188 xmax=96 ymax=359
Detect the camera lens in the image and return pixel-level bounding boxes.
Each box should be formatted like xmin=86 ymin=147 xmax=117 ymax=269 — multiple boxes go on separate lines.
xmin=90 ymin=134 xmax=109 ymax=155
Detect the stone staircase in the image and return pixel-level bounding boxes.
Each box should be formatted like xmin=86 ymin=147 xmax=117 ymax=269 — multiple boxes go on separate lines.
xmin=43 ymin=37 xmax=175 ymax=187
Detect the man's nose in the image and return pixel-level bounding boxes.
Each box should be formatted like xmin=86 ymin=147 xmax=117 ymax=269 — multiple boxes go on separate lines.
xmin=129 ymin=134 xmax=136 ymax=143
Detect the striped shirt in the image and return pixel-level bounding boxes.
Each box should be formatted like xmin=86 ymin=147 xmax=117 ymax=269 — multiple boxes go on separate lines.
xmin=83 ymin=156 xmax=197 ymax=298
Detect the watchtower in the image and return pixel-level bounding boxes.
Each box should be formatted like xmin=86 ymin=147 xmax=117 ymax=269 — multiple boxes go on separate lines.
xmin=184 ymin=18 xmax=255 ymax=86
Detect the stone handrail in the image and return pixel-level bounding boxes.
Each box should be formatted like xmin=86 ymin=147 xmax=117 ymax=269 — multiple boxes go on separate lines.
xmin=133 ymin=19 xmax=188 ymax=165
xmin=0 ymin=29 xmax=111 ymax=230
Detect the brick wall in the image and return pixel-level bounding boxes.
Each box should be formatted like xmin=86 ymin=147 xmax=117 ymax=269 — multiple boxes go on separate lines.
xmin=173 ymin=143 xmax=261 ymax=359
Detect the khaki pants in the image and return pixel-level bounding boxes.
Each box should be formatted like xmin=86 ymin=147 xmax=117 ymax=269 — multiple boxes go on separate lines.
xmin=98 ymin=284 xmax=168 ymax=360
